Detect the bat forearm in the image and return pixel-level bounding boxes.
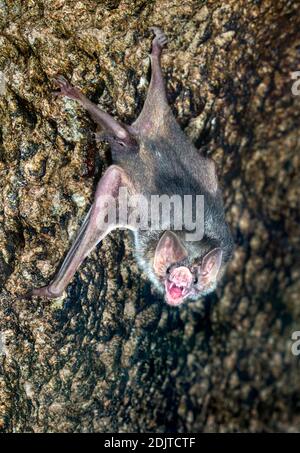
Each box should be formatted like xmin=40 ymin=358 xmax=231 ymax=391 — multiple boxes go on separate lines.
xmin=53 ymin=76 xmax=132 ymax=142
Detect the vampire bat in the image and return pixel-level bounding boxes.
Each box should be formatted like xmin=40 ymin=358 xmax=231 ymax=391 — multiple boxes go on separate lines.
xmin=26 ymin=27 xmax=234 ymax=306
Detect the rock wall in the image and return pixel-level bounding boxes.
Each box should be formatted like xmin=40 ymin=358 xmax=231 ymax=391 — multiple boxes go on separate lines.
xmin=0 ymin=0 xmax=300 ymax=432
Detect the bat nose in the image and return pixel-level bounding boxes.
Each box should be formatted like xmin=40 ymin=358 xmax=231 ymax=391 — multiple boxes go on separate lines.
xmin=169 ymin=266 xmax=193 ymax=287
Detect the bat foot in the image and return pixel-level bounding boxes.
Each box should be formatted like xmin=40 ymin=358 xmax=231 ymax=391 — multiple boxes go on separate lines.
xmin=150 ymin=27 xmax=168 ymax=56
xmin=53 ymin=75 xmax=82 ymax=101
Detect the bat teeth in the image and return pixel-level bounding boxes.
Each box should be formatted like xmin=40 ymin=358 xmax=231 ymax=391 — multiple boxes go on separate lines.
xmin=169 ymin=281 xmax=189 ymax=291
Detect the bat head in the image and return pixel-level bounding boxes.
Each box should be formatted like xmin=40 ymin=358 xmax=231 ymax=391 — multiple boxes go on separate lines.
xmin=153 ymin=231 xmax=223 ymax=306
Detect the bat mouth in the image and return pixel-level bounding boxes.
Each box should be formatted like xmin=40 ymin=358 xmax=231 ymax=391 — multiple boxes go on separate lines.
xmin=164 ymin=266 xmax=194 ymax=306
xmin=165 ymin=280 xmax=191 ymax=306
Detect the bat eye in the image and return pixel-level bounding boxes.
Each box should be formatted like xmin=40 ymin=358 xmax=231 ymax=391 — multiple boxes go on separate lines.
xmin=166 ymin=266 xmax=171 ymax=275
xmin=193 ymin=276 xmax=198 ymax=284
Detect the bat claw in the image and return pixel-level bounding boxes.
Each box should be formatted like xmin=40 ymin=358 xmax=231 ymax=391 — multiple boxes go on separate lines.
xmin=52 ymin=75 xmax=82 ymax=101
xmin=149 ymin=26 xmax=164 ymax=36
xmin=149 ymin=27 xmax=168 ymax=55
xmin=55 ymin=75 xmax=68 ymax=85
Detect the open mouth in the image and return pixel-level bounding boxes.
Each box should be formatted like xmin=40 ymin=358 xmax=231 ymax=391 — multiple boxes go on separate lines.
xmin=165 ymin=279 xmax=191 ymax=306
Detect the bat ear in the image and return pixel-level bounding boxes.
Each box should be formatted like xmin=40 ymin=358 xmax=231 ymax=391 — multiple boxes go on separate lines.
xmin=153 ymin=231 xmax=187 ymax=277
xmin=200 ymin=248 xmax=223 ymax=282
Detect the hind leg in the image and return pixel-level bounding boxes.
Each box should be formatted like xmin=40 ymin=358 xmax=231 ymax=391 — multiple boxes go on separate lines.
xmin=133 ymin=27 xmax=169 ymax=130
xmin=148 ymin=27 xmax=168 ymax=102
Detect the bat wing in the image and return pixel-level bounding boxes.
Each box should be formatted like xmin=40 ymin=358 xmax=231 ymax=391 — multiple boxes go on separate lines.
xmin=26 ymin=165 xmax=137 ymax=299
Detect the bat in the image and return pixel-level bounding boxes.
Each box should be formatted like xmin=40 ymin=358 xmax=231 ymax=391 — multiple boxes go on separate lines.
xmin=26 ymin=27 xmax=234 ymax=306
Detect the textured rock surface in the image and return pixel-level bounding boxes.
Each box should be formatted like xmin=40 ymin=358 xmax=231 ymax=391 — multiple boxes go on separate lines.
xmin=0 ymin=0 xmax=300 ymax=432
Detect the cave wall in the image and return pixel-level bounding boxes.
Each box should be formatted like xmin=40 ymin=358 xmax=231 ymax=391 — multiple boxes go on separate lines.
xmin=0 ymin=0 xmax=300 ymax=432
